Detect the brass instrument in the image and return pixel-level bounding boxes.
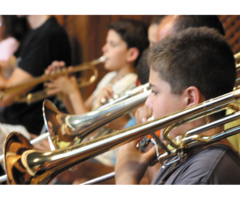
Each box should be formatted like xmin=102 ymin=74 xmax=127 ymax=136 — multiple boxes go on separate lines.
xmin=0 ymin=83 xmax=150 ymax=183
xmin=234 ymin=53 xmax=240 ymax=90
xmin=235 ymin=52 xmax=240 ymax=63
xmin=43 ymin=83 xmax=151 ymax=149
xmin=0 ymin=56 xmax=105 ymax=104
xmin=0 ymin=132 xmax=52 ymax=183
xmin=4 ymin=89 xmax=240 ymax=184
xmin=81 ymin=109 xmax=240 ymax=185
xmin=2 ymin=54 xmax=240 ymax=185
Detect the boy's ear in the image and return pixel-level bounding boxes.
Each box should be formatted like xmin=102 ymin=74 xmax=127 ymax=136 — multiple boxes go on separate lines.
xmin=183 ymin=86 xmax=203 ymax=107
xmin=127 ymin=47 xmax=139 ymax=63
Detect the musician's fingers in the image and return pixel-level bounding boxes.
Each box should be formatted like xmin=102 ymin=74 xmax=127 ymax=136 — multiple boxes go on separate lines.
xmin=144 ymin=145 xmax=157 ymax=162
xmin=103 ymin=86 xmax=114 ymax=99
xmin=67 ymin=66 xmax=74 ymax=71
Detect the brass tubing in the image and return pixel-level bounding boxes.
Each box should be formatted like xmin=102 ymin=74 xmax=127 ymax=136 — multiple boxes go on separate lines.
xmin=4 ymin=89 xmax=240 ymax=184
xmin=0 ymin=56 xmax=105 ymax=104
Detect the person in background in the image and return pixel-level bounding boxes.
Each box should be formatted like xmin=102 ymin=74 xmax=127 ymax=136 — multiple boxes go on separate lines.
xmin=0 ymin=15 xmax=71 ymax=135
xmin=0 ymin=15 xmax=29 ymax=78
xmin=148 ymin=15 xmax=164 ymax=47
xmin=45 ymin=19 xmax=149 ymax=184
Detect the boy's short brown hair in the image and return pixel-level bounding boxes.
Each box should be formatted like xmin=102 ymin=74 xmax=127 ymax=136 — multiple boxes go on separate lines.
xmin=149 ymin=27 xmax=236 ymax=101
xmin=109 ymin=19 xmax=149 ymax=67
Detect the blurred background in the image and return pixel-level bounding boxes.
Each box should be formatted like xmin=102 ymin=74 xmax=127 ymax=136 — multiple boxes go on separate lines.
xmin=53 ymin=15 xmax=240 ymax=99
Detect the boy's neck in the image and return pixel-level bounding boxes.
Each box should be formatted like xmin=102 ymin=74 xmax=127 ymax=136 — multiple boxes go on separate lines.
xmin=115 ymin=64 xmax=135 ymax=79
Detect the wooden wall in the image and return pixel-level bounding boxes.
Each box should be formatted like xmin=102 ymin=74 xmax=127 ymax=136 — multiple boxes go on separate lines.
xmin=54 ymin=15 xmax=240 ymax=99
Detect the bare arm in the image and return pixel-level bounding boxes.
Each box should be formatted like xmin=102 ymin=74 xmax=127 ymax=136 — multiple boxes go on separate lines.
xmin=115 ymin=138 xmax=156 ymax=184
xmin=0 ymin=55 xmax=17 ymax=78
xmin=84 ymin=93 xmax=95 ymax=111
xmin=67 ymin=85 xmax=90 ymax=114
xmin=0 ymin=67 xmax=35 ymax=107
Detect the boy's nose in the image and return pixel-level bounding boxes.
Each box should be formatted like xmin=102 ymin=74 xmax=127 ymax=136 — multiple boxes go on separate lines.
xmin=145 ymin=93 xmax=153 ymax=109
xmin=102 ymin=43 xmax=107 ymax=53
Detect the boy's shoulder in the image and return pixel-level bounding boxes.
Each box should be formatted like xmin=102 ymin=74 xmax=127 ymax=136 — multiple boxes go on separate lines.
xmin=153 ymin=142 xmax=240 ymax=184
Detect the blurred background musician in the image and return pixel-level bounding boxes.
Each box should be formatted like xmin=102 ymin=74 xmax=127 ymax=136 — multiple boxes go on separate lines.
xmin=45 ymin=19 xmax=149 ymax=184
xmin=148 ymin=15 xmax=164 ymax=47
xmin=46 ymin=18 xmax=149 ymax=150
xmin=0 ymin=15 xmax=29 ymax=78
xmin=0 ymin=15 xmax=71 ymax=136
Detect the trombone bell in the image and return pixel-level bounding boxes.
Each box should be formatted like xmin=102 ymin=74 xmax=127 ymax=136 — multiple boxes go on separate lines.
xmin=4 ymin=132 xmax=34 ymax=184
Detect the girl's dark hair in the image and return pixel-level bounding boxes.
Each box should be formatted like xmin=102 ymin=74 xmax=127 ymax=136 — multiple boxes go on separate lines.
xmin=173 ymin=15 xmax=225 ymax=36
xmin=137 ymin=48 xmax=150 ymax=84
xmin=2 ymin=15 xmax=29 ymax=41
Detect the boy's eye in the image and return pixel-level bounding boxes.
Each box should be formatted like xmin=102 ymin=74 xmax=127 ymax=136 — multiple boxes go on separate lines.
xmin=151 ymin=90 xmax=158 ymax=96
xmin=110 ymin=42 xmax=118 ymax=47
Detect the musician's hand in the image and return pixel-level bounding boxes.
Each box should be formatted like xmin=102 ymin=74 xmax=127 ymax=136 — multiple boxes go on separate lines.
xmin=45 ymin=61 xmax=66 ymax=75
xmin=115 ymin=137 xmax=156 ymax=184
xmin=44 ymin=60 xmax=78 ymax=96
xmin=135 ymin=105 xmax=153 ymax=125
xmin=97 ymin=86 xmax=114 ymax=106
xmin=45 ymin=75 xmax=79 ymax=96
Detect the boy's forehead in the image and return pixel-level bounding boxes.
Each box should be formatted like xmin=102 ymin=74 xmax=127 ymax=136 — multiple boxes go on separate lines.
xmin=149 ymin=68 xmax=162 ymax=84
xmin=108 ymin=29 xmax=123 ymax=41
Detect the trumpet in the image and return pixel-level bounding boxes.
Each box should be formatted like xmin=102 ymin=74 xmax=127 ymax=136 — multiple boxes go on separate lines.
xmin=0 ymin=56 xmax=105 ymax=104
xmin=3 ymin=88 xmax=240 ymax=184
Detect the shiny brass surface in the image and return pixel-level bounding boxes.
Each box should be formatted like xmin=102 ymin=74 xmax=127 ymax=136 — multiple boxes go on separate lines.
xmin=4 ymin=89 xmax=240 ymax=184
xmin=0 ymin=83 xmax=150 ymax=183
xmin=4 ymin=132 xmax=35 ymax=184
xmin=0 ymin=56 xmax=105 ymax=104
xmin=235 ymin=52 xmax=240 ymax=63
xmin=43 ymin=86 xmax=151 ymax=149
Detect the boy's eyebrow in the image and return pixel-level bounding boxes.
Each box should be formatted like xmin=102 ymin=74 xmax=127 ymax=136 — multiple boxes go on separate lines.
xmin=149 ymin=83 xmax=155 ymax=88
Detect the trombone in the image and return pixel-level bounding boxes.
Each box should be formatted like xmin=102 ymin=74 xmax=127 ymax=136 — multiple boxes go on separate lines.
xmin=42 ymin=83 xmax=151 ymax=149
xmin=81 ymin=110 xmax=240 ymax=185
xmin=0 ymin=83 xmax=150 ymax=183
xmin=1 ymin=54 xmax=240 ymax=185
xmin=3 ymin=88 xmax=240 ymax=184
xmin=0 ymin=56 xmax=105 ymax=104
xmin=0 ymin=83 xmax=150 ymax=162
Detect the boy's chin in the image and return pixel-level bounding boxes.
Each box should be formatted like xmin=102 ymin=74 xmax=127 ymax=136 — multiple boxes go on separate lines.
xmin=104 ymin=65 xmax=114 ymax=72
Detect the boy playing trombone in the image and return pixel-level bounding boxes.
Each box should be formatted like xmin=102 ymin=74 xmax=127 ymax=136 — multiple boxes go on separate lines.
xmin=115 ymin=27 xmax=240 ymax=184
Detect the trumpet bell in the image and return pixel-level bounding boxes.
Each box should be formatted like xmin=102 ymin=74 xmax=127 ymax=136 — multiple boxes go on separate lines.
xmin=4 ymin=132 xmax=34 ymax=184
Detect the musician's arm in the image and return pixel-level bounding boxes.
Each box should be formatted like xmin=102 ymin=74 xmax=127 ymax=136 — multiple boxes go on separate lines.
xmin=85 ymin=94 xmax=95 ymax=111
xmin=0 ymin=55 xmax=17 ymax=76
xmin=0 ymin=67 xmax=34 ymax=107
xmin=67 ymin=88 xmax=90 ymax=114
xmin=61 ymin=96 xmax=75 ymax=115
